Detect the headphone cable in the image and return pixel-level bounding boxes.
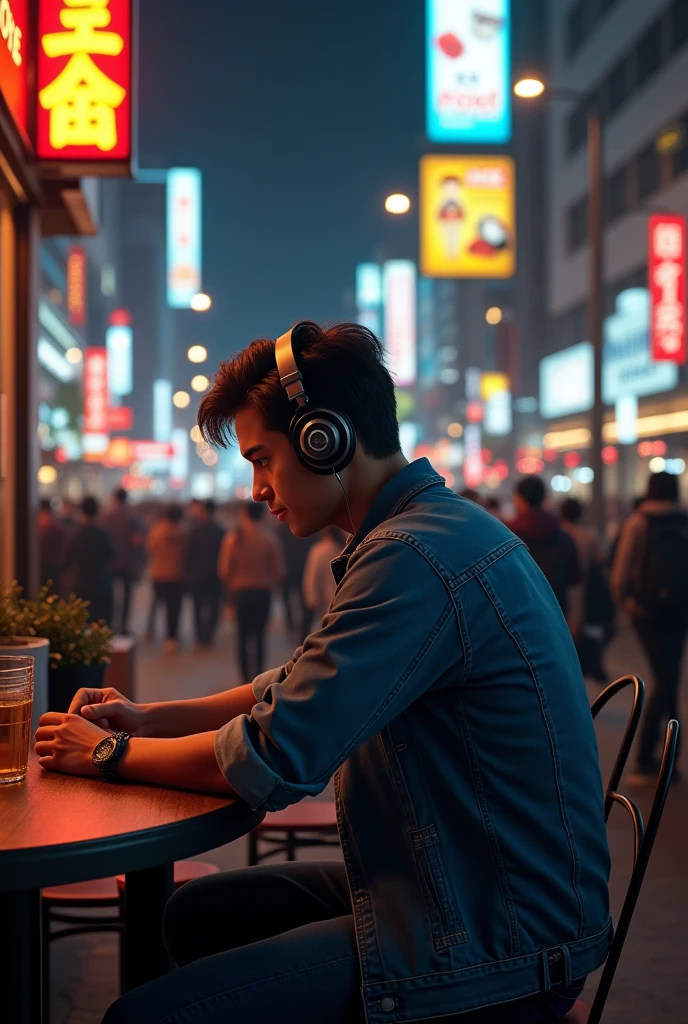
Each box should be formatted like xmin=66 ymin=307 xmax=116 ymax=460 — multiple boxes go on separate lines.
xmin=334 ymin=470 xmax=355 ymax=536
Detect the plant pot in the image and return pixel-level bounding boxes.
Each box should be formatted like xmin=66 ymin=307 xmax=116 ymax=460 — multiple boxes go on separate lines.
xmin=0 ymin=636 xmax=50 ymax=733
xmin=49 ymin=662 xmax=107 ymax=714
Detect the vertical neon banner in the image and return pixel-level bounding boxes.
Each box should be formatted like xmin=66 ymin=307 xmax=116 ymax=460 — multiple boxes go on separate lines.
xmin=167 ymin=168 xmax=202 ymax=308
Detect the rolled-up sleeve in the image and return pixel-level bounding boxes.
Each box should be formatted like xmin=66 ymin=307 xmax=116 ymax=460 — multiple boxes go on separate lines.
xmin=214 ymin=537 xmax=460 ymax=811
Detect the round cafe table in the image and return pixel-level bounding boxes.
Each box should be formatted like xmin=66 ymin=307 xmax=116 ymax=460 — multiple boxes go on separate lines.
xmin=0 ymin=754 xmax=264 ymax=1024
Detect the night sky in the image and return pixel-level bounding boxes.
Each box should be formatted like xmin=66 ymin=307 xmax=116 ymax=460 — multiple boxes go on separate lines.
xmin=138 ymin=0 xmax=424 ymax=359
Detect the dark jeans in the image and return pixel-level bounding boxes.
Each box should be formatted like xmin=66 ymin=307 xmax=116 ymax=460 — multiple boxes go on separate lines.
xmin=282 ymin=580 xmax=313 ymax=639
xmin=191 ymin=582 xmax=221 ymax=645
xmin=235 ymin=588 xmax=271 ymax=682
xmin=101 ymin=861 xmax=583 ymax=1024
xmin=154 ymin=581 xmax=184 ymax=641
xmin=113 ymin=573 xmax=134 ymax=635
xmin=633 ymin=612 xmax=688 ymax=771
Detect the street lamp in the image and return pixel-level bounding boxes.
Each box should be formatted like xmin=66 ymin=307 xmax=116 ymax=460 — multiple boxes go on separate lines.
xmin=173 ymin=390 xmax=190 ymax=409
xmin=385 ymin=193 xmax=411 ymax=215
xmin=191 ymin=374 xmax=210 ymax=392
xmin=190 ymin=292 xmax=212 ymax=312
xmin=187 ymin=344 xmax=208 ymax=363
xmin=514 ymin=77 xmax=605 ymax=537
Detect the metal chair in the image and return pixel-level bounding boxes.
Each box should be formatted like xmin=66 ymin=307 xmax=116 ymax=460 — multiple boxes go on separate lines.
xmin=248 ymin=801 xmax=340 ymax=865
xmin=590 ymin=674 xmax=645 ymax=820
xmin=561 ymin=718 xmax=680 ymax=1023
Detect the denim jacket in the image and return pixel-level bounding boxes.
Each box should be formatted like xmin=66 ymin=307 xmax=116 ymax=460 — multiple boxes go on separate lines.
xmin=216 ymin=459 xmax=611 ymax=1022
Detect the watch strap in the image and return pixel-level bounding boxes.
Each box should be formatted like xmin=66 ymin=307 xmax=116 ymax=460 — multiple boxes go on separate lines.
xmin=94 ymin=731 xmax=131 ymax=783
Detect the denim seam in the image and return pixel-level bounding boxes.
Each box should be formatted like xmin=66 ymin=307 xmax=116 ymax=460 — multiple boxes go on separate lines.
xmin=450 ymin=693 xmax=521 ymax=957
xmin=154 ymin=953 xmax=360 ymax=1024
xmin=477 ymin=573 xmax=586 ymax=938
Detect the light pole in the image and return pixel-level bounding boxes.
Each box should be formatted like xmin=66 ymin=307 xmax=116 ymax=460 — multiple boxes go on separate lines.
xmin=514 ymin=78 xmax=605 ymax=537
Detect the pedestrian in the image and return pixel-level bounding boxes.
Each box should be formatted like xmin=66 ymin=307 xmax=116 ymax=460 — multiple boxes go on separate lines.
xmin=276 ymin=519 xmax=316 ymax=640
xmin=484 ymin=495 xmax=503 ymax=520
xmin=147 ymin=504 xmax=186 ymax=652
xmin=509 ymin=475 xmax=583 ymax=629
xmin=185 ymin=498 xmax=225 ymax=648
xmin=101 ymin=487 xmax=145 ymax=635
xmin=218 ymin=501 xmax=285 ymax=683
xmin=39 ymin=321 xmax=609 ymax=1024
xmin=302 ymin=525 xmax=347 ymax=627
xmin=38 ymin=498 xmax=66 ymax=592
xmin=61 ymin=496 xmax=115 ymax=624
xmin=560 ymin=498 xmax=614 ymax=683
xmin=611 ymin=471 xmax=688 ymax=784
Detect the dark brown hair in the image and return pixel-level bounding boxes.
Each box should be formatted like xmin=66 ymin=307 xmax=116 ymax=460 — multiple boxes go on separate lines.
xmin=198 ymin=321 xmax=400 ymax=459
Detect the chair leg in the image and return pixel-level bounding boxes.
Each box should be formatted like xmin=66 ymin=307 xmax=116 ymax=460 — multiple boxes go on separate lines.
xmin=118 ymin=893 xmax=126 ymax=995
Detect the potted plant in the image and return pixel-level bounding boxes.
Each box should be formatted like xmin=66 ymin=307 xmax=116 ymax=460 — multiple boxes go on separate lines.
xmin=0 ymin=582 xmax=50 ymax=733
xmin=21 ymin=587 xmax=113 ymax=714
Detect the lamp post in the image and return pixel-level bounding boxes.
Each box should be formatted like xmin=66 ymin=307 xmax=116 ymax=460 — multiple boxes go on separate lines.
xmin=514 ymin=78 xmax=605 ymax=537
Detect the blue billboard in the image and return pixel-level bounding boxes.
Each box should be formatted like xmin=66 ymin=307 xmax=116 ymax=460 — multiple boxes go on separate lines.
xmin=426 ymin=0 xmax=511 ymax=144
xmin=167 ymin=168 xmax=202 ymax=308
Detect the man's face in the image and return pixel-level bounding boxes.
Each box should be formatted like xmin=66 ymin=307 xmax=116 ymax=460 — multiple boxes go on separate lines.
xmin=235 ymin=405 xmax=344 ymax=537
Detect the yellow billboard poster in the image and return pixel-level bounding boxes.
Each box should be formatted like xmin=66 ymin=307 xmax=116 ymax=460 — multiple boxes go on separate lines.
xmin=420 ymin=154 xmax=515 ymax=278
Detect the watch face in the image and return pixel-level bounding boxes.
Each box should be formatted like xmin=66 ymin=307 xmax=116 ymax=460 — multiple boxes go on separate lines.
xmin=93 ymin=736 xmax=117 ymax=765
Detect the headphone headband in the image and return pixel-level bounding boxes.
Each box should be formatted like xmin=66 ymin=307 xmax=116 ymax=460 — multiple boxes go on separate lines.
xmin=275 ymin=323 xmax=310 ymax=408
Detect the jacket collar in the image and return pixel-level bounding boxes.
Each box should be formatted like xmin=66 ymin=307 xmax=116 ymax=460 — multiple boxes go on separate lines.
xmin=331 ymin=459 xmax=445 ymax=581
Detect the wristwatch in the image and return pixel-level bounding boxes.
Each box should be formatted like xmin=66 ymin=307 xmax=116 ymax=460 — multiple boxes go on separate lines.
xmin=92 ymin=731 xmax=131 ymax=783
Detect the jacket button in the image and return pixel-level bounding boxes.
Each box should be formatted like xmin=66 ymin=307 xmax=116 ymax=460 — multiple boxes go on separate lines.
xmin=379 ymin=997 xmax=396 ymax=1012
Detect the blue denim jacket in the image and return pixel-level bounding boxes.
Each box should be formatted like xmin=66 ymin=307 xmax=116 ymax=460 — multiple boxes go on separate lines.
xmin=216 ymin=459 xmax=611 ymax=1022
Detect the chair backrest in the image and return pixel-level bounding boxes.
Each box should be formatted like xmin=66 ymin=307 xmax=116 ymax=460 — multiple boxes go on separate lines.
xmin=590 ymin=674 xmax=645 ymax=822
xmin=587 ymin=718 xmax=679 ymax=1024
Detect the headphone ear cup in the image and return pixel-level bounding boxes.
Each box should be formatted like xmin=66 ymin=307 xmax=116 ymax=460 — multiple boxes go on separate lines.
xmin=290 ymin=407 xmax=356 ymax=475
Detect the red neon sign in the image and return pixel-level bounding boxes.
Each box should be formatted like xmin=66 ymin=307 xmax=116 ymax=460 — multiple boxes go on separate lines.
xmin=649 ymin=214 xmax=686 ymax=365
xmin=36 ymin=0 xmax=133 ymax=164
xmin=0 ymin=0 xmax=29 ymax=142
xmin=83 ymin=348 xmax=108 ymax=434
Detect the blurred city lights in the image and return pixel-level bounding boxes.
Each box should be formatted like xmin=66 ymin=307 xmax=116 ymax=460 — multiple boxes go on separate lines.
xmin=551 ymin=475 xmax=572 ymax=493
xmin=173 ymin=390 xmax=191 ymax=408
xmin=191 ymin=374 xmax=210 ymax=392
xmin=37 ymin=465 xmax=57 ymax=484
xmin=485 ymin=306 xmax=503 ymax=325
xmin=384 ymin=193 xmax=411 ymax=215
xmin=666 ymin=458 xmax=686 ymax=475
xmin=649 ymin=457 xmax=666 ymax=473
xmin=574 ymin=467 xmax=594 ymax=484
xmin=66 ymin=347 xmax=83 ymax=364
xmin=190 ymin=292 xmax=212 ymax=312
xmin=447 ymin=422 xmax=463 ymax=438
xmin=187 ymin=345 xmax=208 ymax=363
xmin=190 ymin=425 xmax=203 ymax=442
xmin=563 ymin=451 xmax=582 ymax=469
xmin=513 ymin=78 xmax=545 ymax=98
xmin=601 ymin=446 xmax=619 ymax=465
xmin=202 ymin=449 xmax=219 ymax=466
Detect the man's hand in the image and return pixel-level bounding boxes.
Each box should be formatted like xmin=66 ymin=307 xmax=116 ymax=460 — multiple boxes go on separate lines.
xmin=67 ymin=686 xmax=148 ymax=735
xmin=35 ymin=712 xmax=110 ymax=777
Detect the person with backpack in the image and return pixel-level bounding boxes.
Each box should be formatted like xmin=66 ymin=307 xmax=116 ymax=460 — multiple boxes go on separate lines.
xmin=611 ymin=471 xmax=688 ymax=784
xmin=509 ymin=476 xmax=583 ymax=630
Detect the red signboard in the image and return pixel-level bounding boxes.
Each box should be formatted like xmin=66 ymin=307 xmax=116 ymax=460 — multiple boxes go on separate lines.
xmin=649 ymin=214 xmax=686 ymax=365
xmin=66 ymin=245 xmax=87 ymax=326
xmin=0 ymin=0 xmax=29 ymax=142
xmin=107 ymin=405 xmax=133 ymax=431
xmin=130 ymin=441 xmax=174 ymax=461
xmin=83 ymin=347 xmax=108 ymax=434
xmin=36 ymin=0 xmax=133 ymax=166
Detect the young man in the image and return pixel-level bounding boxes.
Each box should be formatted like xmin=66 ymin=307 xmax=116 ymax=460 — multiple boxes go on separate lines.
xmin=35 ymin=322 xmax=611 ymax=1024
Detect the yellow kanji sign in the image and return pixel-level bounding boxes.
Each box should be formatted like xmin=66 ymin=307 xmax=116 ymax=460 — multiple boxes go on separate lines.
xmin=38 ymin=0 xmax=126 ymax=153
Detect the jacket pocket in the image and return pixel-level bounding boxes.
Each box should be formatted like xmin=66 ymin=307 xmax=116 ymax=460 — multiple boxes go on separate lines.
xmin=409 ymin=824 xmax=468 ymax=951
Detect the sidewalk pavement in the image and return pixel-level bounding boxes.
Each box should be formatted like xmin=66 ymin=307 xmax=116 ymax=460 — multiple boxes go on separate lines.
xmin=49 ymin=585 xmax=688 ymax=1023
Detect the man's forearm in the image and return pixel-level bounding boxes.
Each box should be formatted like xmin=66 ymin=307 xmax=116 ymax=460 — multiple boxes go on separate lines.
xmin=140 ymin=683 xmax=257 ymax=738
xmin=117 ymin=731 xmax=237 ymax=795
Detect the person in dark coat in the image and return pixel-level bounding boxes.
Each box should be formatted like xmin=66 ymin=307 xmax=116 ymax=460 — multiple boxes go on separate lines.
xmin=185 ymin=499 xmax=225 ymax=647
xmin=101 ymin=487 xmax=145 ymax=635
xmin=62 ymin=496 xmax=115 ymax=624
xmin=38 ymin=498 xmax=66 ymax=591
xmin=276 ymin=519 xmax=316 ymax=641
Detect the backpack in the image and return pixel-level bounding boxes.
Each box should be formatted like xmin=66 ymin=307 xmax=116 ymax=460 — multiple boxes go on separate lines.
xmin=635 ymin=512 xmax=688 ymax=613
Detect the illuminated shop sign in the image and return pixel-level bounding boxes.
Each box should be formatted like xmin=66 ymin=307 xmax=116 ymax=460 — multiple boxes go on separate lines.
xmin=383 ymin=260 xmax=417 ymax=388
xmin=0 ymin=0 xmax=29 ymax=142
xmin=649 ymin=214 xmax=686 ymax=364
xmin=167 ymin=167 xmax=202 ymax=308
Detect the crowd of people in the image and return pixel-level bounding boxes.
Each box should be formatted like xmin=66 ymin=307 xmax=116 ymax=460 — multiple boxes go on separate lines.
xmin=461 ymin=470 xmax=688 ymax=784
xmin=38 ymin=487 xmax=345 ymax=684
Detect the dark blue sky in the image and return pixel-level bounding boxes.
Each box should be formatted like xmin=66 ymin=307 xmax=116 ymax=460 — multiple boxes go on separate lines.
xmin=139 ymin=0 xmax=424 ymax=358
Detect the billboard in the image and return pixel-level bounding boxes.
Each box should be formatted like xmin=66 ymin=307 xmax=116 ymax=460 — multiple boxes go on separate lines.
xmin=0 ymin=0 xmax=29 ymax=143
xmin=66 ymin=246 xmax=87 ymax=326
xmin=648 ymin=214 xmax=686 ymax=364
xmin=37 ymin=0 xmax=133 ymax=169
xmin=383 ymin=260 xmax=417 ymax=388
xmin=420 ymin=155 xmax=515 ymax=278
xmin=167 ymin=168 xmax=202 ymax=308
xmin=356 ymin=263 xmax=382 ymax=336
xmin=426 ymin=0 xmax=510 ymax=144
xmin=153 ymin=379 xmax=172 ymax=442
xmin=83 ymin=347 xmax=109 ymax=455
xmin=105 ymin=321 xmax=133 ymax=397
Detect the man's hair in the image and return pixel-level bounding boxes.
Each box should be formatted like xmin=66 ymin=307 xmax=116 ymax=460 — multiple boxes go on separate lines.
xmin=81 ymin=496 xmax=99 ymax=518
xmin=516 ymin=476 xmax=545 ymax=508
xmin=198 ymin=321 xmax=400 ymax=459
xmin=114 ymin=487 xmax=127 ymax=504
xmin=560 ymin=497 xmax=583 ymax=523
xmin=647 ymin=471 xmax=678 ymax=502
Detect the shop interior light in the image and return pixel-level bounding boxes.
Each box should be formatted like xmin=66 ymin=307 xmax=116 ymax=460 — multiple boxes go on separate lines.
xmin=187 ymin=345 xmax=208 ymax=363
xmin=649 ymin=457 xmax=666 ymax=473
xmin=384 ymin=193 xmax=411 ymax=215
xmin=485 ymin=306 xmax=503 ymax=325
xmin=543 ymin=428 xmax=591 ymax=451
xmin=66 ymin=347 xmax=83 ymax=364
xmin=574 ymin=467 xmax=594 ymax=484
xmin=173 ymin=391 xmax=191 ymax=409
xmin=447 ymin=422 xmax=463 ymax=438
xmin=190 ymin=293 xmax=212 ymax=312
xmin=551 ymin=475 xmax=572 ymax=493
xmin=513 ymin=78 xmax=545 ymax=99
xmin=37 ymin=465 xmax=57 ymax=485
xmin=191 ymin=374 xmax=210 ymax=392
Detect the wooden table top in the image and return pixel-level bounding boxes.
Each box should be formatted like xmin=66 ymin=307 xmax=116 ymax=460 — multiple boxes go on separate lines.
xmin=0 ymin=755 xmax=264 ymax=891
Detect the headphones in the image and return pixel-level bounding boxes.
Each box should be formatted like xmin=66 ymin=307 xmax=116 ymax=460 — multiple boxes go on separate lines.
xmin=274 ymin=322 xmax=356 ymax=476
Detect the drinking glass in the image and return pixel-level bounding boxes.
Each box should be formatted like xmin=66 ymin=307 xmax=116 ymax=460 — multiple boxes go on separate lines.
xmin=0 ymin=656 xmax=34 ymax=784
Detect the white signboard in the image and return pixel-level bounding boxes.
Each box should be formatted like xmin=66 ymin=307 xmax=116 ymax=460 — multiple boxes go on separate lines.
xmin=383 ymin=260 xmax=417 ymax=387
xmin=167 ymin=168 xmax=202 ymax=308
